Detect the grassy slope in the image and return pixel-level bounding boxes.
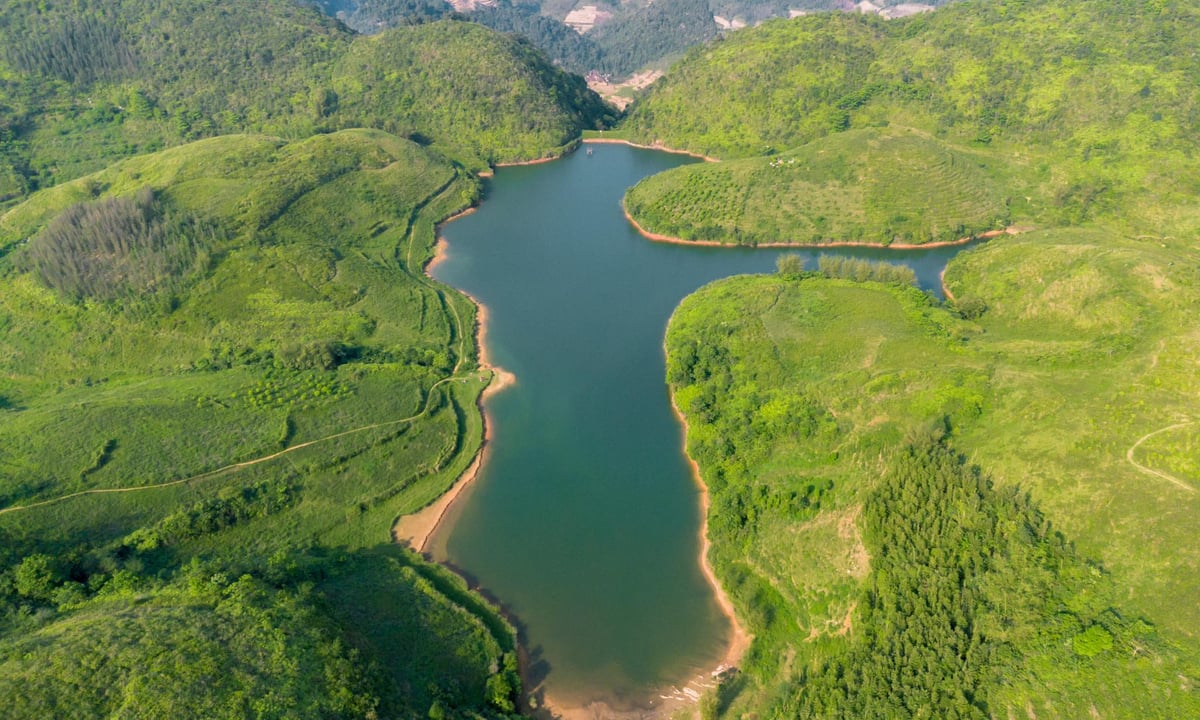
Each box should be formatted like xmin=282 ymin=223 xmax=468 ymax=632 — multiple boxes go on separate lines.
xmin=666 ymin=230 xmax=1199 ymax=717
xmin=624 ymin=127 xmax=1010 ymax=245
xmin=618 ymin=0 xmax=1200 ymax=245
xmin=0 ymin=130 xmax=518 ymax=718
xmin=0 ymin=0 xmax=613 ymax=199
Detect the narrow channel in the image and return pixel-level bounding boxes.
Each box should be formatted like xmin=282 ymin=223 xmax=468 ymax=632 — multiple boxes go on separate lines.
xmin=427 ymin=143 xmax=971 ymax=711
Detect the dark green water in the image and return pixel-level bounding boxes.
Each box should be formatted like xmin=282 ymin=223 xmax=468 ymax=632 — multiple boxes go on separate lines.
xmin=429 ymin=144 xmax=972 ymax=709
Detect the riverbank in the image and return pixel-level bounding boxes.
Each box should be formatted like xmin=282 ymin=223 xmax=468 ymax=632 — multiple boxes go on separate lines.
xmin=623 ymin=202 xmax=1019 ymax=250
xmin=393 ymin=237 xmax=516 ymax=551
xmin=584 ymin=137 xmax=719 ymax=163
xmin=669 ymin=372 xmax=752 ymax=673
xmin=482 ymin=141 xmax=583 ymax=177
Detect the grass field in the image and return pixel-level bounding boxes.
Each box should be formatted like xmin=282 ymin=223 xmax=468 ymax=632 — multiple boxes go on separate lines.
xmin=667 ymin=228 xmax=1200 ymax=717
xmin=0 ymin=130 xmax=519 ymax=717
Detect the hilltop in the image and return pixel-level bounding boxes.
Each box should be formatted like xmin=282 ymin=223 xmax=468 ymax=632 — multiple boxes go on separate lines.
xmin=0 ymin=0 xmax=613 ymax=204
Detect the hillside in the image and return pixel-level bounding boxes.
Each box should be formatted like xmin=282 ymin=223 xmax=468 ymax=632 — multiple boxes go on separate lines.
xmin=619 ymin=0 xmax=1200 ymax=245
xmin=0 ymin=0 xmax=612 ymax=204
xmin=0 ymin=130 xmax=520 ymax=718
xmin=667 ymin=230 xmax=1200 ymax=717
xmin=624 ymin=127 xmax=1009 ymax=245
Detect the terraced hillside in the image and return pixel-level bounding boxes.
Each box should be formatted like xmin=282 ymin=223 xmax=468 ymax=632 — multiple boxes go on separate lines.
xmin=0 ymin=130 xmax=520 ymax=717
xmin=618 ymin=0 xmax=1200 ymax=246
xmin=625 ymin=128 xmax=1009 ymax=245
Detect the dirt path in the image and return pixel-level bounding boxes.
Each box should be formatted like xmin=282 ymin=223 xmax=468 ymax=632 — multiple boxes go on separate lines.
xmin=1126 ymin=421 xmax=1196 ymax=493
xmin=0 ymin=375 xmax=471 ymax=517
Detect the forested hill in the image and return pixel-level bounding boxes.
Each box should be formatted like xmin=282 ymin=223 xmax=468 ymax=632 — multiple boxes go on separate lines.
xmin=0 ymin=0 xmax=613 ymax=204
xmin=616 ymin=0 xmax=1200 ymax=246
xmin=623 ymin=0 xmax=1200 ymax=160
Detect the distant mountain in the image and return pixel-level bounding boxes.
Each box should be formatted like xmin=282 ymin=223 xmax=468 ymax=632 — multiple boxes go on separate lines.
xmin=303 ymin=0 xmax=956 ymax=78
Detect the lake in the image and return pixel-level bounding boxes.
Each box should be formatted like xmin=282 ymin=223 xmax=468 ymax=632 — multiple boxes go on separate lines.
xmin=428 ymin=143 xmax=972 ymax=712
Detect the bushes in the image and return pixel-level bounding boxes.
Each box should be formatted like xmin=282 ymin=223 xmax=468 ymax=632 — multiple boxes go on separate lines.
xmin=817 ymin=255 xmax=916 ymax=285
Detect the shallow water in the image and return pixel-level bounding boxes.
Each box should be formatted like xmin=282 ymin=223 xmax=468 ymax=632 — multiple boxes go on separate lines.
xmin=429 ymin=143 xmax=971 ymax=708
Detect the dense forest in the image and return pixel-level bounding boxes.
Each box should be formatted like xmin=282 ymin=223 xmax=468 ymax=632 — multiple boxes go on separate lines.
xmin=471 ymin=2 xmax=608 ymax=75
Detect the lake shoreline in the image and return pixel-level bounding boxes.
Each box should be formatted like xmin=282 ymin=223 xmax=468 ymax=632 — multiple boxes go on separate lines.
xmin=622 ymin=200 xmax=1017 ymax=250
xmin=402 ymin=144 xmax=757 ymax=719
xmin=584 ymin=137 xmax=719 ymax=163
xmin=392 ymin=235 xmax=515 ymax=553
xmin=668 ymin=389 xmax=754 ymax=672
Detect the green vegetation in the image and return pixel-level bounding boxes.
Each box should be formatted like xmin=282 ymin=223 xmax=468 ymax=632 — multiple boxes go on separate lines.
xmin=666 ymin=228 xmax=1200 ymax=717
xmin=621 ymin=0 xmax=1200 ymax=245
xmin=308 ymin=0 xmax=954 ymax=79
xmin=625 ymin=128 xmax=1008 ymax=245
xmin=0 ymin=130 xmax=521 ymax=717
xmin=0 ymin=569 xmax=377 ymax=718
xmin=589 ymin=0 xmax=720 ymax=77
xmin=0 ymin=0 xmax=613 ymax=203
xmin=310 ymin=0 xmax=456 ymax=33
xmin=331 ymin=21 xmax=611 ymax=162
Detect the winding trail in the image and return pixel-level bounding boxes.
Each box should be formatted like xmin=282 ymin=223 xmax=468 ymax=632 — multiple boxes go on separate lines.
xmin=1126 ymin=421 xmax=1196 ymax=493
xmin=0 ymin=375 xmax=469 ymax=518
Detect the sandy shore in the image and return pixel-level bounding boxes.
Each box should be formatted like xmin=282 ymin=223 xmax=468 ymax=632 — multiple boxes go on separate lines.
xmin=668 ymin=393 xmax=753 ymax=672
xmin=940 ymin=268 xmax=957 ymax=302
xmin=583 ymin=137 xmax=719 ymax=163
xmin=624 ymin=202 xmax=1019 ymax=250
xmin=392 ymin=223 xmax=516 ymax=552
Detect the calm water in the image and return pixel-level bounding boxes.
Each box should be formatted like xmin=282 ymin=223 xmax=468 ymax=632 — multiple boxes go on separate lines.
xmin=429 ymin=144 xmax=971 ymax=708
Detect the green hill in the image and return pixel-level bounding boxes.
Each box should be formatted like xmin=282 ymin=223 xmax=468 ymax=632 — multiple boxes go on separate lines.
xmin=625 ymin=127 xmax=1010 ymax=245
xmin=0 ymin=130 xmax=519 ymax=718
xmin=619 ymin=0 xmax=1200 ymax=244
xmin=0 ymin=573 xmax=377 ymax=718
xmin=0 ymin=1 xmax=613 ymax=202
xmin=666 ymin=230 xmax=1200 ymax=717
xmin=625 ymin=0 xmax=1200 ymax=159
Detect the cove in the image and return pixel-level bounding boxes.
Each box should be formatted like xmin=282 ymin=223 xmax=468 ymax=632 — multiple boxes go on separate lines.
xmin=427 ymin=143 xmax=973 ymax=712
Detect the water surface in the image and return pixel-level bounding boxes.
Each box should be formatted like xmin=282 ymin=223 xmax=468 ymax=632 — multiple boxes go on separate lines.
xmin=429 ymin=144 xmax=970 ymax=708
